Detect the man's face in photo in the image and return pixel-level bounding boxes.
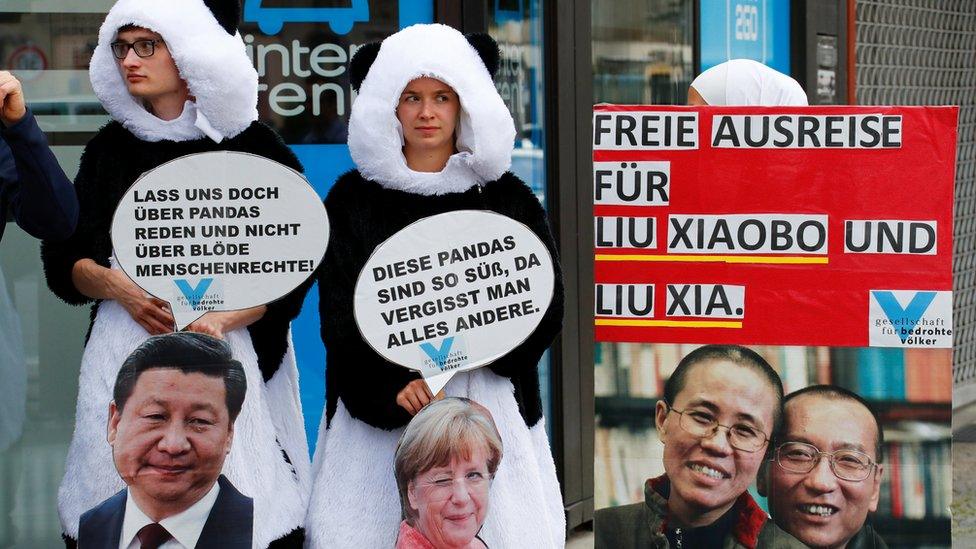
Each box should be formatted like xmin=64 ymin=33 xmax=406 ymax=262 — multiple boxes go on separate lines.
xmin=767 ymin=394 xmax=882 ymax=549
xmin=655 ymin=360 xmax=776 ymax=522
xmin=108 ymin=368 xmax=233 ymax=515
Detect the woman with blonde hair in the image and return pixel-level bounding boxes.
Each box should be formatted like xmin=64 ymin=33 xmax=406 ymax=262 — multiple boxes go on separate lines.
xmin=394 ymin=398 xmax=502 ymax=549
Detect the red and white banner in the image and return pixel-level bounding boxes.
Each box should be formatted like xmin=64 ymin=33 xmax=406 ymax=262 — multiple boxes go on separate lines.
xmin=592 ymin=105 xmax=957 ymax=348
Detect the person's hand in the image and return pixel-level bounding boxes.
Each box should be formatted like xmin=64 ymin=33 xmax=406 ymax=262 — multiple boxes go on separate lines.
xmin=396 ymin=379 xmax=432 ymax=415
xmin=0 ymin=71 xmax=27 ymax=126
xmin=182 ymin=306 xmax=266 ymax=339
xmin=184 ymin=311 xmax=232 ymax=339
xmin=396 ymin=379 xmax=446 ymax=415
xmin=111 ymin=270 xmax=174 ymax=335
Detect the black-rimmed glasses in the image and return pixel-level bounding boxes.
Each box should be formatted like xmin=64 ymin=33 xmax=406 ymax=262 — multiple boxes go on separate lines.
xmin=665 ymin=403 xmax=769 ymax=453
xmin=774 ymin=441 xmax=877 ymax=481
xmin=111 ymin=39 xmax=164 ymax=59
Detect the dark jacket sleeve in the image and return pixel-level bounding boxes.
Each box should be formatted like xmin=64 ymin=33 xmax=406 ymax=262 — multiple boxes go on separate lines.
xmin=484 ymin=173 xmax=564 ymax=379
xmin=318 ymin=173 xmax=420 ymax=430
xmin=0 ymin=138 xmax=14 ymax=242
xmin=40 ymin=130 xmax=109 ymax=306
xmin=1 ymin=109 xmax=78 ymax=240
xmin=593 ymin=503 xmax=655 ymax=549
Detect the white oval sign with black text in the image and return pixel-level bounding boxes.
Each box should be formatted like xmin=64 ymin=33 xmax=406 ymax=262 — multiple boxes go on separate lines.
xmin=111 ymin=151 xmax=329 ymax=330
xmin=354 ymin=210 xmax=555 ymax=393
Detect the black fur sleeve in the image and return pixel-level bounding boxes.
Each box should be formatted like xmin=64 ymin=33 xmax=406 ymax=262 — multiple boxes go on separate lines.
xmin=484 ymin=173 xmax=565 ymax=380
xmin=318 ymin=173 xmax=420 ymax=430
xmin=40 ymin=130 xmax=111 ymax=306
xmin=236 ymin=122 xmax=313 ymax=381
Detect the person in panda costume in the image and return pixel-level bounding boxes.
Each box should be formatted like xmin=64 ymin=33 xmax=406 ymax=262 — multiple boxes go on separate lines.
xmin=307 ymin=24 xmax=566 ymax=548
xmin=41 ymin=1 xmax=310 ymax=547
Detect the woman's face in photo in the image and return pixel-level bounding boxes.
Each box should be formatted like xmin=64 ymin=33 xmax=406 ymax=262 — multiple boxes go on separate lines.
xmin=396 ymin=77 xmax=460 ymax=154
xmin=655 ymin=360 xmax=776 ymax=522
xmin=408 ymin=446 xmax=490 ymax=548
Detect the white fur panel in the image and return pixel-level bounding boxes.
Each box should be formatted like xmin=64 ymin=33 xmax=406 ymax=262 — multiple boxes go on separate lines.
xmin=347 ymin=24 xmax=517 ymax=195
xmin=305 ymin=369 xmax=566 ymax=548
xmin=90 ymin=0 xmax=258 ymax=142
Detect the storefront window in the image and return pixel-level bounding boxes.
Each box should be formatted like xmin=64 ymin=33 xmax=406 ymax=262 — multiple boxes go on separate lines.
xmin=486 ymin=0 xmax=553 ymax=432
xmin=592 ymin=0 xmax=694 ymax=106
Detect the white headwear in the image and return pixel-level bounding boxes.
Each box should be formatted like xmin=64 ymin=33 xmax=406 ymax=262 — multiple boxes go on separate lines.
xmin=89 ymin=0 xmax=258 ymax=142
xmin=690 ymin=59 xmax=808 ymax=106
xmin=347 ymin=24 xmax=516 ymax=196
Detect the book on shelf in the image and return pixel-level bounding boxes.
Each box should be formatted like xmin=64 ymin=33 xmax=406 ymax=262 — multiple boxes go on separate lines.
xmin=830 ymin=347 xmax=951 ymax=403
xmin=598 ymin=343 xmax=950 ymax=404
xmin=859 ymin=439 xmax=951 ymax=520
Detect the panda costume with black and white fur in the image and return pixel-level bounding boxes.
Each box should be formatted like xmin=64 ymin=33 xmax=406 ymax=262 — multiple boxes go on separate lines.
xmin=307 ymin=24 xmax=566 ymax=548
xmin=41 ymin=1 xmax=310 ymax=547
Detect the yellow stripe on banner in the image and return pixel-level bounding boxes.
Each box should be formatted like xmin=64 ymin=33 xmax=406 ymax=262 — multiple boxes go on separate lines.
xmin=595 ymin=319 xmax=743 ymax=329
xmin=595 ymin=254 xmax=828 ymax=265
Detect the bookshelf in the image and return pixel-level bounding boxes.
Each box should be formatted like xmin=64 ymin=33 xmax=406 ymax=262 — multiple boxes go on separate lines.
xmin=594 ymin=342 xmax=952 ymax=548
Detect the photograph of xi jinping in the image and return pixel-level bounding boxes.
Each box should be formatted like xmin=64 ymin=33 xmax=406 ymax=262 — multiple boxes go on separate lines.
xmin=760 ymin=385 xmax=888 ymax=549
xmin=77 ymin=332 xmax=252 ymax=548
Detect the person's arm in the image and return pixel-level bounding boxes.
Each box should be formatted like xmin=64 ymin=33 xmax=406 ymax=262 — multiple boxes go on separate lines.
xmin=0 ymin=139 xmax=16 ymax=241
xmin=185 ymin=306 xmax=267 ymax=339
xmin=319 ymin=175 xmax=422 ymax=430
xmin=71 ymin=258 xmax=174 ymax=335
xmin=484 ymin=173 xmax=565 ymax=379
xmin=41 ymin=131 xmax=106 ymax=306
xmin=0 ymin=71 xmax=78 ymax=241
xmin=0 ymin=138 xmax=15 ymax=189
xmin=40 ymin=124 xmax=174 ymax=337
xmin=236 ymin=122 xmax=315 ymax=378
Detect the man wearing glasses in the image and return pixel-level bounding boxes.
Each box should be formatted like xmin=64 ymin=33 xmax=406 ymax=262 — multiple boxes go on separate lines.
xmin=595 ymin=344 xmax=805 ymax=548
xmin=760 ymin=385 xmax=888 ymax=549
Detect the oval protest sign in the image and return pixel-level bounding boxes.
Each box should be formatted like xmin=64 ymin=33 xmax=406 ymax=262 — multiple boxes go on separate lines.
xmin=111 ymin=151 xmax=329 ymax=330
xmin=354 ymin=210 xmax=555 ymax=394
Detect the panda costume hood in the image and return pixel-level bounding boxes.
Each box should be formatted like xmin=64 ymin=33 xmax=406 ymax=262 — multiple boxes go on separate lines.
xmin=46 ymin=1 xmax=311 ymax=547
xmin=307 ymin=24 xmax=566 ymax=549
xmin=89 ymin=0 xmax=257 ymax=142
xmin=346 ymin=23 xmax=517 ymax=195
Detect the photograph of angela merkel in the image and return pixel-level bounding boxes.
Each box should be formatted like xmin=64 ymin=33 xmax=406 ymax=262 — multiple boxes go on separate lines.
xmin=393 ymin=397 xmax=502 ymax=549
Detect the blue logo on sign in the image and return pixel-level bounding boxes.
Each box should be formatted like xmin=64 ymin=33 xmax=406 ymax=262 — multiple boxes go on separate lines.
xmin=243 ymin=0 xmax=369 ymax=35
xmin=420 ymin=337 xmax=455 ymax=370
xmin=873 ymin=290 xmax=936 ymax=343
xmin=175 ymin=278 xmax=214 ymax=310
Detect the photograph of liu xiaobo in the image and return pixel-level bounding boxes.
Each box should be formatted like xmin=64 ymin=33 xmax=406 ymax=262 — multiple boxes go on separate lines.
xmin=0 ymin=1 xmax=971 ymax=549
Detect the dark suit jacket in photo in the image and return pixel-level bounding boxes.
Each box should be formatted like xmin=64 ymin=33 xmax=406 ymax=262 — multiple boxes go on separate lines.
xmin=77 ymin=474 xmax=253 ymax=548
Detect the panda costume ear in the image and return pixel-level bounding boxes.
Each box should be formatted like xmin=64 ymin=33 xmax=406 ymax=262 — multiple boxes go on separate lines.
xmin=350 ymin=31 xmax=501 ymax=93
xmin=464 ymin=33 xmax=500 ymax=79
xmin=202 ymin=0 xmax=241 ymax=35
xmin=350 ymin=42 xmax=381 ymax=92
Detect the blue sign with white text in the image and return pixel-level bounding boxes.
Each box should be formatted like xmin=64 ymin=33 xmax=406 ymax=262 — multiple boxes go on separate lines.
xmin=699 ymin=0 xmax=790 ymax=74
